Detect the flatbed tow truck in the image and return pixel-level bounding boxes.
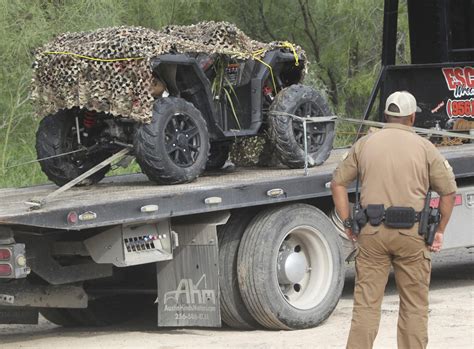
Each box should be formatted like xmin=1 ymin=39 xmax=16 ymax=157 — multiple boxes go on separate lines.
xmin=0 ymin=0 xmax=473 ymax=330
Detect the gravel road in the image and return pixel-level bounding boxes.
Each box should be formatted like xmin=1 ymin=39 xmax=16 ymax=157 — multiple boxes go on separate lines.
xmin=1 ymin=247 xmax=472 ymax=349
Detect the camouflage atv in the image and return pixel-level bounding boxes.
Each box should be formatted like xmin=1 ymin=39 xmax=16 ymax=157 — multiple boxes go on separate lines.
xmin=32 ymin=22 xmax=334 ymax=186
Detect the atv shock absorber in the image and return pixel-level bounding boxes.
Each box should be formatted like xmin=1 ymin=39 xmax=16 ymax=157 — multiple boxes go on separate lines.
xmin=83 ymin=111 xmax=97 ymax=129
xmin=263 ymin=85 xmax=274 ymax=103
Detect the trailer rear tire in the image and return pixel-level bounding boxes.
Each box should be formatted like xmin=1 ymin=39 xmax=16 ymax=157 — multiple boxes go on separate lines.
xmin=237 ymin=204 xmax=344 ymax=330
xmin=269 ymin=84 xmax=334 ymax=168
xmin=217 ymin=210 xmax=261 ymax=329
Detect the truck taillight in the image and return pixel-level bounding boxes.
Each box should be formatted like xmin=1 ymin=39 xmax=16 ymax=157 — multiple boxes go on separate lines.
xmin=0 ymin=244 xmax=29 ymax=279
xmin=0 ymin=248 xmax=11 ymax=260
xmin=0 ymin=264 xmax=12 ymax=276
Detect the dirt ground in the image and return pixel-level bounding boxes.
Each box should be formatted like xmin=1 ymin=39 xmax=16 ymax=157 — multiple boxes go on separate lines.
xmin=1 ymin=248 xmax=472 ymax=349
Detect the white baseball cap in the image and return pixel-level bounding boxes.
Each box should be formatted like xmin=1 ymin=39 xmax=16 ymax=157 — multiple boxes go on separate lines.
xmin=384 ymin=91 xmax=421 ymax=117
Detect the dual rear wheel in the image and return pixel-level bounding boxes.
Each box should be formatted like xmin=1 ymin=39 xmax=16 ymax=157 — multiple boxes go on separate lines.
xmin=218 ymin=204 xmax=345 ymax=330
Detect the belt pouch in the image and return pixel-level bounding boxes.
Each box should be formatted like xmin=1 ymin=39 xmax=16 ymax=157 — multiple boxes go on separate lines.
xmin=354 ymin=209 xmax=368 ymax=227
xmin=366 ymin=204 xmax=385 ymax=226
xmin=385 ymin=206 xmax=416 ymax=229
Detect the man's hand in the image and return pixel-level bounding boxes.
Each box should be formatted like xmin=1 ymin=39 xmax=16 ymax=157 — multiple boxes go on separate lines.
xmin=429 ymin=193 xmax=455 ymax=253
xmin=430 ymin=232 xmax=443 ymax=252
xmin=345 ymin=228 xmax=357 ymax=242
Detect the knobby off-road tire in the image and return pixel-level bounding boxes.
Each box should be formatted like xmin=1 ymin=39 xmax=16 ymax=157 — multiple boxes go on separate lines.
xmin=237 ymin=204 xmax=345 ymax=330
xmin=134 ymin=97 xmax=210 ymax=184
xmin=206 ymin=142 xmax=232 ymax=170
xmin=217 ymin=210 xmax=261 ymax=329
xmin=269 ymin=84 xmax=335 ymax=169
xmin=36 ymin=110 xmax=110 ymax=186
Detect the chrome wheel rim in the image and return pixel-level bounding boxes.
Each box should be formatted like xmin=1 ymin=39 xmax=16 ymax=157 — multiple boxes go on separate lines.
xmin=276 ymin=225 xmax=333 ymax=310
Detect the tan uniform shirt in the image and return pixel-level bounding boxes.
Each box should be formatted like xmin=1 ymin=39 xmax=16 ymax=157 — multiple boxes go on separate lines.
xmin=333 ymin=123 xmax=457 ymax=211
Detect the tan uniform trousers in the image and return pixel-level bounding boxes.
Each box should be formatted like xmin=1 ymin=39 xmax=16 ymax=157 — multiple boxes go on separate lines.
xmin=347 ymin=225 xmax=432 ymax=349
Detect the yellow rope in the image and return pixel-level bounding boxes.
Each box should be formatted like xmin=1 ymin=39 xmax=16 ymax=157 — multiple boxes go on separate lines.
xmin=249 ymin=42 xmax=300 ymax=92
xmin=253 ymin=57 xmax=278 ymax=93
xmin=278 ymin=41 xmax=299 ymax=66
xmin=45 ymin=42 xmax=300 ymax=94
xmin=251 ymin=48 xmax=267 ymax=57
xmin=44 ymin=51 xmax=145 ymax=62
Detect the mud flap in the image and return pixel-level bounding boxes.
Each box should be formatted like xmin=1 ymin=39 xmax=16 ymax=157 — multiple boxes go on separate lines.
xmin=156 ymin=221 xmax=221 ymax=327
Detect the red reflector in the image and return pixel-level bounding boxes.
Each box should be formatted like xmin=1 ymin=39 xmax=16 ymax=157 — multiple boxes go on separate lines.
xmin=0 ymin=249 xmax=11 ymax=261
xmin=0 ymin=264 xmax=12 ymax=276
xmin=454 ymin=194 xmax=463 ymax=206
xmin=430 ymin=194 xmax=462 ymax=208
xmin=67 ymin=211 xmax=78 ymax=224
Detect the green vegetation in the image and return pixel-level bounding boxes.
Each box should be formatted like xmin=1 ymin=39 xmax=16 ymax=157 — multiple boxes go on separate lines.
xmin=0 ymin=0 xmax=409 ymax=188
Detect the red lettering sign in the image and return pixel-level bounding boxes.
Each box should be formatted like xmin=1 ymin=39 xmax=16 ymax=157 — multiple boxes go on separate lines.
xmin=442 ymin=66 xmax=474 ymax=118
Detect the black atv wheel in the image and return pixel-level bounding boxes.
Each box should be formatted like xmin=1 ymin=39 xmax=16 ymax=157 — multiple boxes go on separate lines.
xmin=134 ymin=97 xmax=210 ymax=184
xmin=36 ymin=109 xmax=111 ymax=186
xmin=269 ymin=84 xmax=334 ymax=168
xmin=206 ymin=142 xmax=232 ymax=170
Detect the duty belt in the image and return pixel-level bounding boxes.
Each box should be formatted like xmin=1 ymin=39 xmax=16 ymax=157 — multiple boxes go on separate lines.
xmin=355 ymin=204 xmax=421 ymax=229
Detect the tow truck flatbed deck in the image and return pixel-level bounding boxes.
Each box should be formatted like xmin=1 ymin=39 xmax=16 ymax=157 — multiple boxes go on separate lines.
xmin=0 ymin=145 xmax=473 ymax=230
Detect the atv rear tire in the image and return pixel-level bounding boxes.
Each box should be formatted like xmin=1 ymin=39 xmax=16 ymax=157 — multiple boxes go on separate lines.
xmin=269 ymin=84 xmax=334 ymax=168
xmin=135 ymin=97 xmax=210 ymax=184
xmin=36 ymin=109 xmax=111 ymax=187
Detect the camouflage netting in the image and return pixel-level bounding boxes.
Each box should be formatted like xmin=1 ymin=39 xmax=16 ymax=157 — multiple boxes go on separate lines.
xmin=230 ymin=135 xmax=281 ymax=167
xmin=31 ymin=22 xmax=306 ymax=123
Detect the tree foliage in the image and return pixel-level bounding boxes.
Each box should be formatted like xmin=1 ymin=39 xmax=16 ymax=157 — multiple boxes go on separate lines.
xmin=0 ymin=0 xmax=408 ymax=187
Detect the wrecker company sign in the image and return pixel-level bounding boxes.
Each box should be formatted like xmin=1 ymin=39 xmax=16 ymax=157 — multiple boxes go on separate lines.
xmin=156 ymin=228 xmax=220 ymax=327
xmin=164 ymin=274 xmax=216 ymax=309
xmin=442 ymin=67 xmax=474 ymax=118
xmin=162 ymin=274 xmax=217 ymax=322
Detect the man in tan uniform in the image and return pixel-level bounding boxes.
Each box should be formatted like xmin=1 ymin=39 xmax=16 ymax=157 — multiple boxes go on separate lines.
xmin=331 ymin=91 xmax=457 ymax=349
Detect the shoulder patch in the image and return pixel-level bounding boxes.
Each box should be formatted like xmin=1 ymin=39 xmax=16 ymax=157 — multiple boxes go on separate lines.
xmin=342 ymin=151 xmax=349 ymax=160
xmin=444 ymin=160 xmax=453 ymax=170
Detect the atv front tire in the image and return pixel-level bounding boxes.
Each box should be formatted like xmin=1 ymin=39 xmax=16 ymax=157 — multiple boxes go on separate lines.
xmin=269 ymin=84 xmax=334 ymax=168
xmin=134 ymin=97 xmax=210 ymax=184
